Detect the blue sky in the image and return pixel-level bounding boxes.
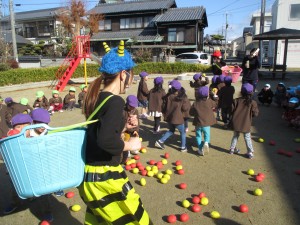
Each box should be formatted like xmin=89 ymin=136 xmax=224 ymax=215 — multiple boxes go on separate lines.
xmin=3 ymin=0 xmax=275 ymax=40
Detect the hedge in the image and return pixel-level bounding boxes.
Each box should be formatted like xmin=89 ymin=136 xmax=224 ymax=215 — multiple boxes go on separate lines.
xmin=0 ymin=62 xmax=211 ymax=86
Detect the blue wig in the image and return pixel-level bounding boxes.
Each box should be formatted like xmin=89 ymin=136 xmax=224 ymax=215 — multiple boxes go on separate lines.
xmin=99 ymin=41 xmax=136 ymax=75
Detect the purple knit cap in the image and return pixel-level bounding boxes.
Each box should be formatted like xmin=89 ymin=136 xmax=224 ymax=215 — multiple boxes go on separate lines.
xmin=171 ymin=80 xmax=182 ymax=90
xmin=11 ymin=114 xmax=33 ymax=126
xmin=198 ymin=86 xmax=209 ymax=97
xmin=224 ymin=76 xmax=232 ymax=84
xmin=193 ymin=73 xmax=201 ymax=81
xmin=139 ymin=71 xmax=148 ymax=78
xmin=241 ymin=83 xmax=254 ymax=94
xmin=154 ymin=76 xmax=163 ymax=85
xmin=5 ymin=97 xmax=13 ymax=104
xmin=219 ymin=74 xmax=226 ymax=83
xmin=212 ymin=75 xmax=219 ymax=84
xmin=31 ymin=108 xmax=50 ymax=124
xmin=126 ymin=95 xmax=138 ymax=107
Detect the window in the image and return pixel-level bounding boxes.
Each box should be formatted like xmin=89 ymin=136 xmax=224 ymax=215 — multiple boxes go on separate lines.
xmin=168 ymin=28 xmax=184 ymax=42
xmin=168 ymin=28 xmax=176 ymax=42
xmin=129 ymin=18 xmax=136 ymax=28
xmin=121 ymin=17 xmax=145 ymax=29
xmin=144 ymin=16 xmax=154 ymax=27
xmin=200 ymin=54 xmax=208 ymax=60
xmin=99 ymin=19 xmax=112 ymax=30
xmin=120 ymin=18 xmax=130 ymax=29
xmin=136 ymin=17 xmax=142 ymax=28
xmin=290 ymin=4 xmax=300 ymax=20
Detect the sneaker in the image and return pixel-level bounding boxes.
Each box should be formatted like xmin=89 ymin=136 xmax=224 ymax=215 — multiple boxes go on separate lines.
xmin=247 ymin=153 xmax=254 ymax=159
xmin=131 ymin=150 xmax=139 ymax=155
xmin=153 ymin=131 xmax=160 ymax=135
xmin=54 ymin=190 xmax=64 ymax=197
xmin=203 ymin=142 xmax=209 ymax=154
xmin=155 ymin=140 xmax=165 ymax=149
xmin=197 ymin=149 xmax=204 ymax=156
xmin=3 ymin=205 xmax=17 ymax=215
xmin=229 ymin=148 xmax=240 ymax=154
xmin=59 ymin=110 xmax=63 ymax=113
xmin=43 ymin=213 xmax=54 ymax=222
xmin=180 ymin=147 xmax=187 ymax=153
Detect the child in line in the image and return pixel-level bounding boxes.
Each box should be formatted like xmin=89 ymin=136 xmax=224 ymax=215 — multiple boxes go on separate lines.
xmin=257 ymin=84 xmax=274 ymax=106
xmin=33 ymin=91 xmax=50 ymax=111
xmin=274 ymin=82 xmax=287 ymax=107
xmin=148 ymin=76 xmax=166 ymax=134
xmin=4 ymin=113 xmax=32 ymax=214
xmin=190 ymin=73 xmax=209 ymax=99
xmin=229 ymin=83 xmax=259 ymax=159
xmin=49 ymin=90 xmax=63 ymax=114
xmin=63 ymin=87 xmax=76 ymax=110
xmin=0 ymin=96 xmax=10 ymax=139
xmin=218 ymin=76 xmax=235 ymax=127
xmin=215 ymin=75 xmax=225 ymax=121
xmin=282 ymin=97 xmax=300 ymax=126
xmin=123 ymin=95 xmax=140 ymax=155
xmin=189 ymin=86 xmax=217 ymax=156
xmin=137 ymin=71 xmax=149 ymax=118
xmin=78 ymin=84 xmax=87 ymax=108
xmin=155 ymin=80 xmax=191 ymax=152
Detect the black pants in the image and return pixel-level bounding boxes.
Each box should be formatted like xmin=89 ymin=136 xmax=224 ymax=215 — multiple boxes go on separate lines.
xmin=221 ymin=107 xmax=230 ymax=124
xmin=154 ymin=116 xmax=161 ymax=132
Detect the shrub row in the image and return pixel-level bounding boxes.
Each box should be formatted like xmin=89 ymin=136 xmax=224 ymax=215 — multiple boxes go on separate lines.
xmin=0 ymin=62 xmax=211 ymax=87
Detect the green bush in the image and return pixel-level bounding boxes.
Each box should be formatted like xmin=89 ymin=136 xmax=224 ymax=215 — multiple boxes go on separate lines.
xmin=0 ymin=63 xmax=11 ymax=71
xmin=0 ymin=62 xmax=212 ymax=87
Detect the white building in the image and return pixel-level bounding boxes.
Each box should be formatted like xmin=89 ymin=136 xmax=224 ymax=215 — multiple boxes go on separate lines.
xmin=270 ymin=0 xmax=300 ymax=67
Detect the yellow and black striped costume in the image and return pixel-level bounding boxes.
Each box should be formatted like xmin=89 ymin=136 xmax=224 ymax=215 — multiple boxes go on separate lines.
xmin=79 ymin=165 xmax=152 ymax=225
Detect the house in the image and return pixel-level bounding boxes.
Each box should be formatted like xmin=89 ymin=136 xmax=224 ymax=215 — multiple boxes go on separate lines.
xmin=88 ymin=0 xmax=208 ymax=59
xmin=269 ymin=0 xmax=300 ymax=67
xmin=0 ymin=7 xmax=69 ymax=45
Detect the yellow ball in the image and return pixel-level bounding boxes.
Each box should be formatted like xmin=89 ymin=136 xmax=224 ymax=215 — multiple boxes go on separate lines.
xmin=139 ymin=137 xmax=143 ymax=142
xmin=147 ymin=171 xmax=154 ymax=177
xmin=146 ymin=166 xmax=152 ymax=171
xmin=152 ymin=166 xmax=158 ymax=171
xmin=140 ymin=178 xmax=146 ymax=186
xmin=254 ymin=188 xmax=263 ymax=196
xmin=258 ymin=138 xmax=264 ymax=143
xmin=140 ymin=148 xmax=147 ymax=153
xmin=200 ymin=197 xmax=209 ymax=205
xmin=165 ymin=169 xmax=173 ymax=175
xmin=176 ymin=165 xmax=183 ymax=170
xmin=210 ymin=211 xmax=220 ymax=219
xmin=161 ymin=159 xmax=168 ymax=165
xmin=132 ymin=168 xmax=139 ymax=174
xmin=182 ymin=200 xmax=190 ymax=208
xmin=71 ymin=204 xmax=81 ymax=212
xmin=163 ymin=174 xmax=171 ymax=180
xmin=247 ymin=169 xmax=255 ymax=175
xmin=160 ymin=177 xmax=168 ymax=184
xmin=157 ymin=173 xmax=164 ymax=179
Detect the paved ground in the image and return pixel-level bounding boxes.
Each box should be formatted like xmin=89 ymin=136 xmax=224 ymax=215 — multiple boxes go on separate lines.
xmin=0 ymin=73 xmax=300 ymax=225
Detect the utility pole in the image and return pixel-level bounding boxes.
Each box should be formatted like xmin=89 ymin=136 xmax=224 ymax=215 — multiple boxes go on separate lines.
xmin=259 ymin=0 xmax=266 ymax=66
xmin=224 ymin=13 xmax=228 ymax=60
xmin=9 ymin=0 xmax=18 ymax=62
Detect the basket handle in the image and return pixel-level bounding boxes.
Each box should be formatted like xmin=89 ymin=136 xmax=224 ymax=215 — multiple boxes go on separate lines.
xmin=48 ymin=120 xmax=98 ymax=134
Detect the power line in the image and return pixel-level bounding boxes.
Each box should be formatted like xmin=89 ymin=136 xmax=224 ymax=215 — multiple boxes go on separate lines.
xmin=208 ymin=0 xmax=241 ymax=16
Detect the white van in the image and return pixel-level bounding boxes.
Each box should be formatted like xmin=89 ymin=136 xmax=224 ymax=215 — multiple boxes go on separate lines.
xmin=175 ymin=52 xmax=210 ymax=65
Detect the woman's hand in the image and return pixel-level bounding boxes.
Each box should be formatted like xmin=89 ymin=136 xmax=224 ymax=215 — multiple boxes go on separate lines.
xmin=128 ymin=136 xmax=141 ymax=151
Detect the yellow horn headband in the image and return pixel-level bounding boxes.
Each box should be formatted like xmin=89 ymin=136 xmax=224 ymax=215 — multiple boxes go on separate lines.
xmin=118 ymin=40 xmax=124 ymax=57
xmin=103 ymin=42 xmax=111 ymax=53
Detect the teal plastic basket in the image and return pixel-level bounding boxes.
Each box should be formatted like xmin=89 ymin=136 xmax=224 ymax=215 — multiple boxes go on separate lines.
xmin=0 ymin=124 xmax=86 ymax=199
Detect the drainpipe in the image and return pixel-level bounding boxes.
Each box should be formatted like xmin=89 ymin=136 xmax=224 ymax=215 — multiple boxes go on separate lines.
xmin=195 ymin=21 xmax=198 ymax=51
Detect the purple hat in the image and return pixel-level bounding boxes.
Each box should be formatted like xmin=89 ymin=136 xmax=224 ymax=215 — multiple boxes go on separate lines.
xmin=154 ymin=76 xmax=163 ymax=85
xmin=139 ymin=71 xmax=148 ymax=78
xmin=219 ymin=74 xmax=226 ymax=83
xmin=126 ymin=95 xmax=138 ymax=107
xmin=11 ymin=114 xmax=33 ymax=126
xmin=171 ymin=80 xmax=182 ymax=90
xmin=31 ymin=108 xmax=50 ymax=124
xmin=193 ymin=73 xmax=201 ymax=81
xmin=212 ymin=75 xmax=219 ymax=84
xmin=224 ymin=76 xmax=232 ymax=84
xmin=198 ymin=86 xmax=209 ymax=97
xmin=241 ymin=83 xmax=254 ymax=94
xmin=5 ymin=97 xmax=13 ymax=104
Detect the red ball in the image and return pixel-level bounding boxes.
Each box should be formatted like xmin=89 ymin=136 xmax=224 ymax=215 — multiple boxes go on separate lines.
xmin=255 ymin=175 xmax=264 ymax=182
xmin=40 ymin=221 xmax=50 ymax=225
xmin=269 ymin=140 xmax=276 ymax=146
xmin=138 ymin=166 xmax=145 ymax=171
xmin=156 ymin=162 xmax=163 ymax=169
xmin=164 ymin=153 xmax=170 ymax=159
xmin=178 ymin=183 xmax=187 ymax=189
xmin=65 ymin=191 xmax=75 ymax=198
xmin=285 ymin=151 xmax=293 ymax=157
xmin=141 ymin=170 xmax=147 ymax=176
xmin=149 ymin=160 xmax=156 ymax=165
xmin=125 ymin=165 xmax=131 ymax=170
xmin=134 ymin=155 xmax=140 ymax=160
xmin=257 ymin=173 xmax=265 ymax=179
xmin=277 ymin=149 xmax=286 ymax=155
xmin=167 ymin=214 xmax=177 ymax=223
xmin=130 ymin=163 xmax=137 ymax=168
xmin=295 ymin=169 xmax=300 ymax=175
xmin=179 ymin=213 xmax=189 ymax=222
xmin=239 ymin=204 xmax=249 ymax=213
xmin=191 ymin=204 xmax=201 ymax=213
xmin=192 ymin=196 xmax=200 ymax=204
xmin=178 ymin=169 xmax=185 ymax=175
xmin=198 ymin=192 xmax=206 ymax=198
xmin=175 ymin=160 xmax=182 ymax=166
xmin=136 ymin=162 xmax=142 ymax=167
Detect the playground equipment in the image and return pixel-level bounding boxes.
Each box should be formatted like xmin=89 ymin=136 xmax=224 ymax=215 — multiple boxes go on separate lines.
xmin=50 ymin=35 xmax=91 ymax=91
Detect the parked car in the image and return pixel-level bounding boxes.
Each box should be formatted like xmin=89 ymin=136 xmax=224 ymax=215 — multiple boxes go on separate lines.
xmin=175 ymin=52 xmax=210 ymax=64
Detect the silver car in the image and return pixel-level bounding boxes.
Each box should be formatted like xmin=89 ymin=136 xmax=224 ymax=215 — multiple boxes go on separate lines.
xmin=175 ymin=52 xmax=210 ymax=64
